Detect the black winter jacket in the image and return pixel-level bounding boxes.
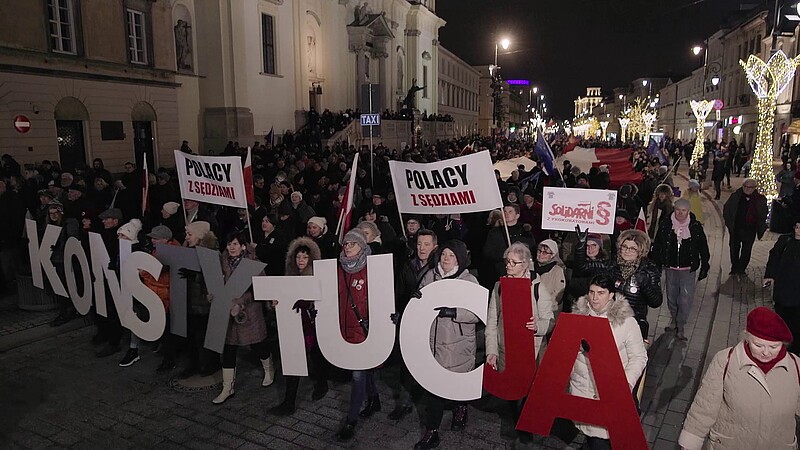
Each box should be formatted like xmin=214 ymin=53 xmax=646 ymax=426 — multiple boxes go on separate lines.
xmin=651 ymin=213 xmax=710 ymax=274
xmin=765 ymin=235 xmax=800 ymax=307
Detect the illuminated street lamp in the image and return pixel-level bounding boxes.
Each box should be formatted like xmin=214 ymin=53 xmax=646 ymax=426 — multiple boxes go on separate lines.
xmin=618 ymin=117 xmax=630 ymax=143
xmin=600 ymin=120 xmax=609 ymax=140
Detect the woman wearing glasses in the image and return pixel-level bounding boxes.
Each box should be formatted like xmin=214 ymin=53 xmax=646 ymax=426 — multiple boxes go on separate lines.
xmin=577 ymin=227 xmax=662 ymax=339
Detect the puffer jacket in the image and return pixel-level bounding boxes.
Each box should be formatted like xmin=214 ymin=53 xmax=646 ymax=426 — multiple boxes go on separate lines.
xmin=141 ymin=238 xmax=181 ymax=311
xmin=569 ymin=293 xmax=648 ymax=440
xmin=419 ymin=267 xmax=481 ymax=373
xmin=679 ymin=342 xmax=800 ymax=450
xmin=571 ymin=239 xmax=608 ymax=299
xmin=222 ymin=245 xmax=268 ymax=346
xmin=651 ymin=212 xmax=710 ymax=273
xmin=575 ymin=247 xmax=662 ymax=335
xmin=486 ymin=276 xmax=558 ymax=369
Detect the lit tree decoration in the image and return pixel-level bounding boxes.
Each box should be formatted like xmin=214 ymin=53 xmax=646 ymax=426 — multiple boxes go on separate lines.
xmin=587 ymin=116 xmax=600 ymax=138
xmin=624 ymin=98 xmax=649 ymax=142
xmin=618 ymin=117 xmax=630 ymax=143
xmin=740 ymin=50 xmax=800 ymax=201
xmin=642 ymin=111 xmax=657 ymax=145
xmin=689 ymin=100 xmax=715 ymax=165
xmin=599 ymin=120 xmax=609 ymax=140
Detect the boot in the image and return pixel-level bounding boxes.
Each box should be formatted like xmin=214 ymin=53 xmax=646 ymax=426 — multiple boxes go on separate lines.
xmin=212 ymin=368 xmax=236 ymax=404
xmin=261 ymin=357 xmax=275 ymax=387
xmin=676 ymin=327 xmax=688 ymax=341
xmin=359 ymin=395 xmax=381 ymax=418
xmin=335 ymin=420 xmax=356 ymax=441
xmin=414 ymin=429 xmax=440 ymax=449
xmin=451 ymin=405 xmax=468 ymax=431
xmin=665 ymin=320 xmax=677 ymax=332
xmin=311 ymin=380 xmax=328 ymax=400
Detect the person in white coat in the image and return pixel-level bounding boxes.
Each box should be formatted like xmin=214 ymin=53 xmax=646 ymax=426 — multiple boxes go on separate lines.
xmin=569 ymin=273 xmax=648 ymax=450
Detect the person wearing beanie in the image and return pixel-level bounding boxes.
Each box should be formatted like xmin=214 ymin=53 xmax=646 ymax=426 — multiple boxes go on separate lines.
xmin=412 ymin=239 xmax=480 ymax=448
xmin=647 ymin=183 xmax=674 ymax=240
xmin=306 ymin=215 xmax=340 ymax=260
xmin=723 ymin=178 xmax=768 ymax=275
xmin=765 ymin=216 xmax=800 ymax=355
xmin=679 ymin=307 xmax=799 ymax=450
xmin=335 ymin=228 xmax=376 ymax=442
xmin=534 ymin=239 xmax=566 ymax=309
xmin=682 ymin=179 xmax=705 ymax=224
xmin=572 ymin=229 xmax=611 ymax=306
xmin=255 ymin=212 xmax=290 ymax=276
xmin=116 ymin=218 xmax=150 ymax=368
xmin=356 ymin=220 xmax=382 ymax=254
xmin=117 ymin=218 xmax=143 ymax=244
xmin=651 ymin=198 xmax=711 ymax=340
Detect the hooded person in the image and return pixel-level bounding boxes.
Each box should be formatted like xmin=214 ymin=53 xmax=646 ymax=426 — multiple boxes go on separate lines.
xmin=679 ymin=307 xmax=799 ymax=450
xmin=533 ymin=239 xmax=566 ymax=307
xmin=414 ymin=240 xmax=481 ymax=448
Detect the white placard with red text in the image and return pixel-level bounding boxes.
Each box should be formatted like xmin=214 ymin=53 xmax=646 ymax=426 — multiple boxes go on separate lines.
xmin=388 ymin=151 xmax=502 ymax=214
xmin=174 ymin=150 xmax=247 ymax=208
xmin=541 ymin=187 xmax=617 ymax=234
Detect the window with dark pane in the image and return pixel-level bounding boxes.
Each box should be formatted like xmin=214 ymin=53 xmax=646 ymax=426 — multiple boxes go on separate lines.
xmin=261 ymin=13 xmax=276 ymax=74
xmin=47 ymin=0 xmax=76 ymax=54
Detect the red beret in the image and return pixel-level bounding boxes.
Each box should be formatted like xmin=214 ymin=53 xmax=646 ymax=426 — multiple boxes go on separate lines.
xmin=747 ymin=307 xmax=793 ymax=343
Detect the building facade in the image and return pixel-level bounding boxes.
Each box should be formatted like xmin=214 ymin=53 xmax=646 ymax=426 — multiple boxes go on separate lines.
xmin=574 ymin=87 xmax=602 ymax=118
xmin=0 ymin=0 xmax=180 ymax=171
xmin=437 ymin=46 xmax=479 ymax=136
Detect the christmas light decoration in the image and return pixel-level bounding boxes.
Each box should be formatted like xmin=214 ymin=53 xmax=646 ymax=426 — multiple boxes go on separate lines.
xmin=740 ymin=50 xmax=800 ymax=201
xmin=689 ymin=100 xmax=715 ymax=165
xmin=599 ymin=121 xmax=609 ymax=140
xmin=618 ymin=117 xmax=630 ymax=143
xmin=642 ymin=111 xmax=657 ymax=145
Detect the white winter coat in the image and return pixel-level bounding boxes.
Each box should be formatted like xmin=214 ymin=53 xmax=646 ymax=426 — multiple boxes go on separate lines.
xmin=568 ymin=293 xmax=648 ymax=439
xmin=678 ymin=341 xmax=800 ymax=450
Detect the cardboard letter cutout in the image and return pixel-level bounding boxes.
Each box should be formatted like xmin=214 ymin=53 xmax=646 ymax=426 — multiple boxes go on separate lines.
xmin=63 ymin=236 xmax=92 ymax=314
xmin=88 ymin=233 xmax=131 ymax=319
xmin=314 ymin=255 xmax=394 ymax=370
xmin=483 ymin=277 xmax=537 ymax=400
xmin=196 ymin=247 xmax=266 ymax=353
xmin=400 ymin=278 xmax=488 ymax=401
xmin=153 ymin=244 xmax=200 ymax=338
xmin=517 ymin=313 xmax=647 ymax=449
xmin=25 ymin=219 xmax=67 ymax=296
xmin=253 ymin=276 xmax=321 ymax=376
xmin=121 ymin=251 xmax=167 ymax=342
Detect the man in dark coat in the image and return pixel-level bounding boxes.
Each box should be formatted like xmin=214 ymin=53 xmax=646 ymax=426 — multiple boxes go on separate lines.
xmin=481 ymin=204 xmax=535 ymax=288
xmin=722 ymin=178 xmax=768 ymax=275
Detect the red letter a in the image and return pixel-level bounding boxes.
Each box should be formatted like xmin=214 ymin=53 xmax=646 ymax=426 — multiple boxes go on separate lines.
xmin=516 ymin=313 xmax=647 ymax=449
xmin=483 ymin=277 xmax=537 ymax=400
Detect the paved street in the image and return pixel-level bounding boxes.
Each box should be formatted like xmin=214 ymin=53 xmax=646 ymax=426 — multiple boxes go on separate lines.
xmin=0 ymin=169 xmax=786 ymax=450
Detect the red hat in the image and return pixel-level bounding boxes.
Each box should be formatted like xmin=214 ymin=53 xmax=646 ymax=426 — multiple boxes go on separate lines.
xmin=746 ymin=307 xmax=793 ymax=343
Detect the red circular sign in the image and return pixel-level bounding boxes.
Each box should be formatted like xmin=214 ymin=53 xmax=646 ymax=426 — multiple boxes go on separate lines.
xmin=713 ymin=99 xmax=724 ymax=111
xmin=13 ymin=115 xmax=31 ymax=133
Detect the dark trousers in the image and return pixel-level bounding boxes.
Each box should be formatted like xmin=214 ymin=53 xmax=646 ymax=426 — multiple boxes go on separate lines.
xmin=348 ymin=370 xmax=377 ymax=422
xmin=583 ymin=437 xmax=612 ymax=450
xmin=775 ymin=304 xmax=800 ymax=354
xmin=282 ymin=347 xmax=330 ymax=403
xmin=421 ymin=391 xmax=465 ymax=430
xmin=729 ymin=228 xmax=756 ymax=273
xmin=221 ymin=341 xmax=271 ymax=368
xmin=186 ymin=313 xmax=218 ymax=371
xmin=714 ymin=179 xmax=723 ymax=199
xmin=96 ymin=287 xmax=122 ymax=347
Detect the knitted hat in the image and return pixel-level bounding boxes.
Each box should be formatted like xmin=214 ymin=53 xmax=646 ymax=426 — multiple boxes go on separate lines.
xmin=688 ymin=179 xmax=700 ymax=190
xmin=307 ymin=216 xmax=327 ymax=234
xmin=185 ymin=221 xmax=211 ymax=239
xmin=162 ymin=202 xmax=180 ymax=215
xmin=674 ymin=198 xmax=691 ymax=209
xmin=440 ymin=240 xmax=470 ymax=278
xmin=586 ymin=233 xmax=603 ymax=248
xmin=343 ymin=228 xmax=367 ymax=250
xmin=117 ymin=219 xmax=142 ymax=243
xmin=356 ymin=220 xmax=380 ymax=239
xmin=747 ymin=306 xmax=793 ymax=343
xmin=146 ymin=225 xmax=173 ymax=240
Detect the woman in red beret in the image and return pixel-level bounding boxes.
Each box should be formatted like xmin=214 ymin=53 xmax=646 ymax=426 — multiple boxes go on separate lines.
xmin=678 ymin=307 xmax=800 ymax=449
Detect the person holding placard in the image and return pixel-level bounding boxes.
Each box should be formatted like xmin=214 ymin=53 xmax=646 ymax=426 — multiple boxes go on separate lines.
xmin=414 ymin=239 xmax=480 ymax=449
xmin=269 ymin=237 xmax=329 ymax=415
xmin=482 ymin=204 xmax=535 ymax=289
xmin=570 ymin=274 xmax=648 ymax=450
xmin=212 ymin=230 xmax=273 ymax=405
xmin=335 ymin=229 xmax=378 ymax=442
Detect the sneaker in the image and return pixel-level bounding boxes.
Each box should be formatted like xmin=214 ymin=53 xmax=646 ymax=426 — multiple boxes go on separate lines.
xmin=414 ymin=429 xmax=440 ymax=449
xmin=119 ymin=349 xmax=140 ymax=367
xmin=95 ymin=344 xmax=120 ymax=358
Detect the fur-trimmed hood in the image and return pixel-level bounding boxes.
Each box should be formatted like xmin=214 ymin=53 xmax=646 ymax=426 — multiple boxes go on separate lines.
xmin=285 ymin=236 xmax=321 ymax=276
xmin=573 ymin=292 xmax=634 ymax=327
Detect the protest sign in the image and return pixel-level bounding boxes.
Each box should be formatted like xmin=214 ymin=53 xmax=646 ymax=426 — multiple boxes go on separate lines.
xmin=174 ymin=150 xmax=248 ymax=208
xmin=541 ymin=187 xmax=617 ymax=234
xmin=388 ymin=151 xmax=502 ymax=214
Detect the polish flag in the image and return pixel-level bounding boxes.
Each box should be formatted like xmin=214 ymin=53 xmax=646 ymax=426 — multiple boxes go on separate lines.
xmin=558 ymin=145 xmax=643 ymax=189
xmin=635 ymin=208 xmax=647 ymax=232
xmin=337 ymin=152 xmax=360 ymax=243
xmin=243 ymin=147 xmax=255 ymax=207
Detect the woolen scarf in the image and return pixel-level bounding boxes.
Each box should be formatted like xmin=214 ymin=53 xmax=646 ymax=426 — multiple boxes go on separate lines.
xmin=339 ymin=246 xmax=371 ymax=274
xmin=616 ymin=254 xmax=641 ymax=282
xmin=744 ymin=341 xmax=787 ymax=374
xmin=227 ymin=248 xmax=250 ymax=272
xmin=670 ymin=212 xmax=692 ymax=240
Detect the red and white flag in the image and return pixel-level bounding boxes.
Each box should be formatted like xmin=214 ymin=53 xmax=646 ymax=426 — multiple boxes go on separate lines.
xmin=635 ymin=208 xmax=647 ymax=232
xmin=337 ymin=152 xmax=360 ymax=243
xmin=243 ymin=147 xmax=255 ymax=207
xmin=141 ymin=154 xmax=149 ymax=216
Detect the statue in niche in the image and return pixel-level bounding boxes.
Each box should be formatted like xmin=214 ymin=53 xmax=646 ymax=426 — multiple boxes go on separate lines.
xmin=397 ymin=56 xmax=404 ymax=93
xmin=403 ymin=78 xmax=425 ymax=111
xmin=354 ymin=2 xmax=371 ymax=24
xmin=306 ymin=36 xmax=317 ymax=75
xmin=354 ymin=3 xmax=363 ymax=24
xmin=174 ymin=19 xmax=193 ymax=72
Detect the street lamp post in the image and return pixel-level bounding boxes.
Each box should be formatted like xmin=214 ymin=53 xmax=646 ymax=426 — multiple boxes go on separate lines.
xmin=491 ymin=38 xmax=510 ymax=147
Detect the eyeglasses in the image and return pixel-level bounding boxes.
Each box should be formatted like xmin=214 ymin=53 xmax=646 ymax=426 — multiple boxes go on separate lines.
xmin=620 ymin=245 xmax=639 ymax=253
xmin=743 ymin=185 xmax=756 ymax=189
xmin=505 ymin=259 xmax=526 ymax=267
xmin=537 ymin=248 xmax=553 ymax=255
xmin=343 ymin=242 xmax=359 ymax=248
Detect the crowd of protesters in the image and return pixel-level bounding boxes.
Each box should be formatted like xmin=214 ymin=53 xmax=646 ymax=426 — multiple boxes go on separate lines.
xmin=6 ymin=125 xmax=800 ymax=449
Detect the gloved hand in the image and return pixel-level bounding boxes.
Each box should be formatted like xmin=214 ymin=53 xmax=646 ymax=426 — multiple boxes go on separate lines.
xmin=292 ymin=300 xmax=313 ymax=312
xmin=580 ymin=339 xmax=591 ymax=353
xmin=698 ymin=267 xmax=709 ymax=281
xmin=434 ymin=307 xmax=457 ymax=319
xmin=410 ymin=289 xmax=423 ymax=300
xmin=575 ymin=224 xmax=589 ymax=243
xmin=390 ymin=312 xmax=401 ymax=325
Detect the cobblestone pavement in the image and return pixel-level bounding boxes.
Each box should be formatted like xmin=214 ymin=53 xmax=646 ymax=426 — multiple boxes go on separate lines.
xmin=0 ymin=167 xmax=786 ymax=450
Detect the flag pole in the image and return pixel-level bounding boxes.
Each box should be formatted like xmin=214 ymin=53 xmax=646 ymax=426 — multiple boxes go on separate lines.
xmin=244 ymin=206 xmax=255 ymax=246
xmin=500 ymin=208 xmax=512 ymax=247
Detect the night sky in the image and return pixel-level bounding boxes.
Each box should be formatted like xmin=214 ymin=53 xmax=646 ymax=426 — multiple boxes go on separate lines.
xmin=437 ymin=0 xmax=751 ymax=119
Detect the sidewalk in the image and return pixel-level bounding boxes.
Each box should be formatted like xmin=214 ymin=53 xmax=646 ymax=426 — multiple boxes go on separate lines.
xmin=639 ymin=166 xmax=781 ymax=449
xmin=0 ymin=293 xmax=91 ymax=353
